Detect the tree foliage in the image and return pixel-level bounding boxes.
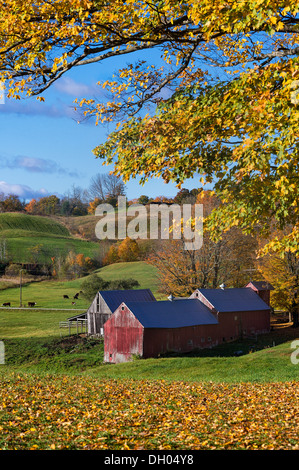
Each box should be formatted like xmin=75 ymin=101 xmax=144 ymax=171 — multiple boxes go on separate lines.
xmin=257 ymin=227 xmax=299 ymax=326
xmin=147 ymin=191 xmax=257 ymax=296
xmin=1 ymin=1 xmax=299 ymax=252
xmin=81 ymin=273 xmax=139 ymax=300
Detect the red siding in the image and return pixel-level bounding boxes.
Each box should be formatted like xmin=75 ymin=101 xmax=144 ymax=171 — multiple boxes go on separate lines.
xmin=217 ymin=310 xmax=270 ymax=341
xmin=104 ymin=305 xmax=144 ymax=363
xmin=143 ymin=324 xmax=219 ymax=358
xmin=104 ymin=303 xmax=271 ymax=363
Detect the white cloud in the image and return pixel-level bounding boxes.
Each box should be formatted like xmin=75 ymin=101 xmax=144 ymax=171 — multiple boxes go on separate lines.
xmin=0 ymin=96 xmax=78 ymax=119
xmin=0 ymin=181 xmax=50 ymax=200
xmin=0 ymin=155 xmax=79 ymax=178
xmin=54 ymin=77 xmax=98 ymax=97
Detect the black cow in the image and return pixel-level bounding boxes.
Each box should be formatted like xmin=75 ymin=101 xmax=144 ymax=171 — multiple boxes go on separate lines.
xmin=28 ymin=302 xmax=36 ymax=307
xmin=63 ymin=295 xmax=69 ymax=299
xmin=2 ymin=302 xmax=10 ymax=307
xmin=73 ymin=293 xmax=79 ymax=299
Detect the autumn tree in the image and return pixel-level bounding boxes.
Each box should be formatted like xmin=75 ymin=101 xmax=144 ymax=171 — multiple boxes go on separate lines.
xmin=147 ymin=228 xmax=257 ymax=296
xmin=257 ymin=228 xmax=299 ymax=327
xmin=37 ymin=195 xmax=61 ymax=215
xmin=103 ymin=245 xmax=120 ymax=266
xmin=88 ymin=197 xmax=102 ymax=215
xmin=25 ymin=199 xmax=38 ymax=215
xmin=0 ymin=195 xmax=24 ymax=212
xmin=117 ymin=237 xmax=140 ymax=262
xmin=1 ymin=1 xmax=299 ymax=254
xmin=103 ymin=237 xmax=141 ymax=265
xmin=147 ymin=190 xmax=257 ymax=296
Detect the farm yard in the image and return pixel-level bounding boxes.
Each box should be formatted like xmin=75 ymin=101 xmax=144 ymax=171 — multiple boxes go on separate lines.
xmin=0 ymin=293 xmax=299 ymax=450
xmin=1 ymin=0 xmax=299 ymax=455
xmin=0 ymin=212 xmax=298 ymax=451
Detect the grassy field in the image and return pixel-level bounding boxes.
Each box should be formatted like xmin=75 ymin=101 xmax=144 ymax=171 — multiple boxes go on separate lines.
xmin=0 ymin=229 xmax=298 ymax=450
xmin=0 ymin=298 xmax=298 ymax=382
xmin=0 ymin=261 xmax=161 ymax=308
xmin=0 ymin=212 xmax=70 ymax=236
xmin=0 ymin=309 xmax=298 ymax=450
xmin=0 ymin=212 xmax=100 ymax=263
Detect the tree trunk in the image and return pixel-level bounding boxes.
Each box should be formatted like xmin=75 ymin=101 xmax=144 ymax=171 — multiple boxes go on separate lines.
xmin=290 ymin=299 xmax=299 ymax=328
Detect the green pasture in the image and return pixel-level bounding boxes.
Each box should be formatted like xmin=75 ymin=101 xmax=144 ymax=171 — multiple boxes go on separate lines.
xmin=0 ymin=306 xmax=298 ymax=382
xmin=0 ymin=212 xmax=100 ymax=263
xmin=0 ymin=212 xmax=70 ymax=236
xmin=0 ymin=261 xmax=161 ymax=308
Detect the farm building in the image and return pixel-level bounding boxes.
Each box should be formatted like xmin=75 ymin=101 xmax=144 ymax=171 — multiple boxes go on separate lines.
xmin=86 ymin=288 xmax=156 ymax=336
xmin=190 ymin=285 xmax=272 ymax=340
xmin=104 ymin=283 xmax=272 ymax=363
xmin=245 ymin=281 xmax=274 ymax=306
xmin=104 ymin=298 xmax=219 ymax=363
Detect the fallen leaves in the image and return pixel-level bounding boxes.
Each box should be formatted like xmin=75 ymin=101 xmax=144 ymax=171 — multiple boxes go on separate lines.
xmin=0 ymin=373 xmax=298 ymax=450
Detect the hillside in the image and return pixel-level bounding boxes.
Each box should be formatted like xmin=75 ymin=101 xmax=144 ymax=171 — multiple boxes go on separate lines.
xmin=0 ymin=212 xmax=70 ymax=236
xmin=0 ymin=261 xmax=161 ymax=308
xmin=0 ymin=212 xmax=100 ymax=264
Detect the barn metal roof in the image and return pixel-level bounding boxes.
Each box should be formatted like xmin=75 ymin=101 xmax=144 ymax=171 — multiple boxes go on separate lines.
xmin=100 ymin=289 xmax=156 ymax=313
xmin=124 ymin=299 xmax=218 ymax=328
xmin=197 ymin=287 xmax=270 ymax=312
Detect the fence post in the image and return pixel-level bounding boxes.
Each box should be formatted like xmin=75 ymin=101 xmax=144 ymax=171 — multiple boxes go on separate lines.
xmin=0 ymin=341 xmax=4 ymax=364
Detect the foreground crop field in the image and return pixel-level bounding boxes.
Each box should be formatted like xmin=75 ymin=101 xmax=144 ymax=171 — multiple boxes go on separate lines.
xmin=0 ymin=372 xmax=298 ymax=450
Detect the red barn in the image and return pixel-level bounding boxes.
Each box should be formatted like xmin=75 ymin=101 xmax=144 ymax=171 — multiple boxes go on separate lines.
xmin=86 ymin=288 xmax=156 ymax=335
xmin=104 ymin=299 xmax=219 ymax=363
xmin=190 ymin=286 xmax=271 ymax=340
xmin=103 ymin=283 xmax=272 ymax=363
xmin=245 ymin=281 xmax=274 ymax=306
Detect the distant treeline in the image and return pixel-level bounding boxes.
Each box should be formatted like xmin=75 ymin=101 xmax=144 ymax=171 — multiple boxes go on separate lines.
xmin=0 ymin=186 xmax=202 ymax=217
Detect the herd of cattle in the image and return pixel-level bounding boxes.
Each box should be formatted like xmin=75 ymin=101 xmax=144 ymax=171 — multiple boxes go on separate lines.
xmin=1 ymin=291 xmax=82 ymax=308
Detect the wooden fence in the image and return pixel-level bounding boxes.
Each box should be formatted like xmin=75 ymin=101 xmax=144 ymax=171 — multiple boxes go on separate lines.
xmin=59 ymin=319 xmax=87 ymax=335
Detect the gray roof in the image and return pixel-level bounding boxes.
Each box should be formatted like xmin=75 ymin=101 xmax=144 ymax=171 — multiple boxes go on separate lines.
xmin=197 ymin=287 xmax=270 ymax=312
xmin=100 ymin=289 xmax=156 ymax=313
xmin=124 ymin=299 xmax=218 ymax=328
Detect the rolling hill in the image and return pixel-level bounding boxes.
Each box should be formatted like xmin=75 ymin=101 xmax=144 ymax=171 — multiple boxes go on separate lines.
xmin=0 ymin=261 xmax=161 ymax=308
xmin=0 ymin=212 xmax=100 ymax=264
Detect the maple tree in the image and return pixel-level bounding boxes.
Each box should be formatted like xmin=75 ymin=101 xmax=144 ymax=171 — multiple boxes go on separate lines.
xmin=147 ymin=191 xmax=257 ymax=296
xmin=1 ymin=1 xmax=299 ymax=253
xmin=257 ymin=227 xmax=299 ymax=326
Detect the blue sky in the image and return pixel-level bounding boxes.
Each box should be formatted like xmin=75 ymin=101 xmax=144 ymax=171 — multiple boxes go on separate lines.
xmin=0 ymin=54 xmax=201 ymax=203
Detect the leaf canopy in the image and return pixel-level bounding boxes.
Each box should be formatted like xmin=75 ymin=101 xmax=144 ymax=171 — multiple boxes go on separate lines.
xmin=1 ymin=1 xmax=299 ymax=252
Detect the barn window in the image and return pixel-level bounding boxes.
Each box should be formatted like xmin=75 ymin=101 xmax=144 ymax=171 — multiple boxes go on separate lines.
xmin=121 ymin=306 xmax=125 ymax=311
xmin=208 ymin=337 xmax=211 ymax=342
xmin=188 ymin=339 xmax=193 ymax=346
xmin=234 ymin=316 xmax=238 ymax=320
xmin=96 ymin=294 xmax=100 ymax=312
xmin=201 ymin=337 xmax=205 ymax=342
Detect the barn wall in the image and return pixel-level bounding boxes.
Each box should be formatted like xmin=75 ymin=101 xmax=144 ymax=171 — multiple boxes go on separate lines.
xmin=104 ymin=305 xmax=144 ymax=363
xmin=256 ymin=290 xmax=271 ymax=306
xmin=218 ymin=310 xmax=270 ymax=340
xmin=246 ymin=282 xmax=270 ymax=306
xmin=104 ymin=304 xmax=271 ymax=363
xmin=143 ymin=324 xmax=219 ymax=358
xmin=87 ymin=293 xmax=111 ymax=335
